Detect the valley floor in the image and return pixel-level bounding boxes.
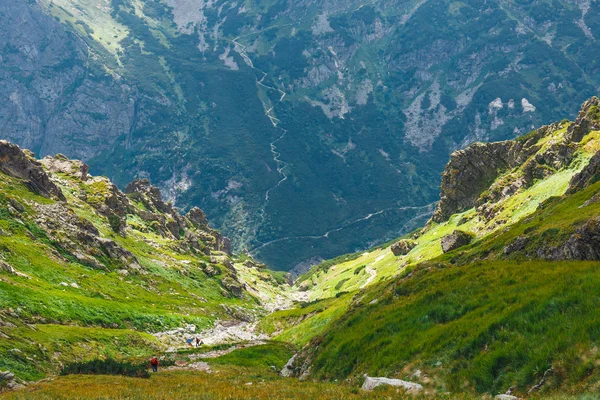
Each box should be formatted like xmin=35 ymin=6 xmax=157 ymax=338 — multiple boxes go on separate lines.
xmin=1 ymin=369 xmax=599 ymax=400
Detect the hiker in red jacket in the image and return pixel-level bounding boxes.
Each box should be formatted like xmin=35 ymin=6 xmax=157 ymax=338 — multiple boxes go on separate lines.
xmin=150 ymin=356 xmax=159 ymax=373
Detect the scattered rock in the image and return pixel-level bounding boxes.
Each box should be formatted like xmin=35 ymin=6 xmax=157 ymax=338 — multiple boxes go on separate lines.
xmin=441 ymin=230 xmax=472 ymax=253
xmin=298 ymin=281 xmax=312 ymax=292
xmin=361 ymin=376 xmax=423 ymax=393
xmin=0 ymin=261 xmax=30 ymax=279
xmin=503 ymin=236 xmax=529 ymax=255
xmin=0 ymin=370 xmax=20 ymax=390
xmin=391 ymin=239 xmax=416 ymax=256
xmin=537 ymin=216 xmax=600 ymax=261
xmin=221 ymin=277 xmax=244 ymax=298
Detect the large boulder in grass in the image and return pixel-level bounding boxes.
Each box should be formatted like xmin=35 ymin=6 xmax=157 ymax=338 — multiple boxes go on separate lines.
xmin=391 ymin=239 xmax=417 ymax=256
xmin=441 ymin=230 xmax=473 ymax=253
xmin=361 ymin=377 xmax=423 ymax=393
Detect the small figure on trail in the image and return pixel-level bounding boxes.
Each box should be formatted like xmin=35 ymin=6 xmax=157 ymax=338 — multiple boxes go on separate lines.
xmin=196 ymin=337 xmax=203 ymax=348
xmin=186 ymin=337 xmax=193 ymax=347
xmin=150 ymin=356 xmax=159 ymax=373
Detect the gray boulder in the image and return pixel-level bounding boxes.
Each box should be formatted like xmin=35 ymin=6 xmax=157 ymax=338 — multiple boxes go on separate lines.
xmin=361 ymin=376 xmax=423 ymax=393
xmin=441 ymin=230 xmax=472 ymax=253
xmin=391 ymin=239 xmax=416 ymax=256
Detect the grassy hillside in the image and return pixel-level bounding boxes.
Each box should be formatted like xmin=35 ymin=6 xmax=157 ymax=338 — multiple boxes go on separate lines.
xmin=0 ymin=147 xmax=291 ymax=382
xmin=260 ymin=102 xmax=600 ymax=397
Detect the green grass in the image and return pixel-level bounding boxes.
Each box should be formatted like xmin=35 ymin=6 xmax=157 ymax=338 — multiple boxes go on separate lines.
xmin=258 ymin=294 xmax=353 ymax=346
xmin=305 ymin=259 xmax=600 ymax=397
xmin=0 ymin=166 xmax=286 ymax=381
xmin=205 ymin=342 xmax=295 ymax=370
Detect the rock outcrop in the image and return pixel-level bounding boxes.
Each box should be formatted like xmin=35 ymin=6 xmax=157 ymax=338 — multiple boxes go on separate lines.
xmin=567 ymin=150 xmax=600 ymax=194
xmin=0 ymin=141 xmax=64 ymax=200
xmin=565 ymin=97 xmax=600 ymax=142
xmin=441 ymin=230 xmax=472 ymax=253
xmin=125 ymin=178 xmax=228 ymax=252
xmin=536 ymin=216 xmax=600 ymax=261
xmin=40 ymin=154 xmax=89 ymax=181
xmin=430 ymin=139 xmax=535 ymax=223
xmin=432 ymin=99 xmax=600 ymax=224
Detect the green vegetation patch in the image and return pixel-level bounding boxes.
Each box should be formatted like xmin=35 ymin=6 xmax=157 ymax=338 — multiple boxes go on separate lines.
xmin=308 ymin=260 xmax=600 ymax=396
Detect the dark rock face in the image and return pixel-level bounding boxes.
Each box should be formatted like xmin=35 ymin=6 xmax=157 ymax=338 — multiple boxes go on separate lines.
xmin=391 ymin=239 xmax=416 ymax=256
xmin=537 ymin=217 xmax=600 ymax=261
xmin=567 ymin=150 xmax=600 ymax=194
xmin=566 ymin=97 xmax=600 ymax=142
xmin=187 ymin=207 xmax=209 ymax=228
xmin=441 ymin=230 xmax=472 ymax=253
xmin=0 ymin=141 xmax=64 ymax=200
xmin=430 ymin=140 xmax=533 ymax=223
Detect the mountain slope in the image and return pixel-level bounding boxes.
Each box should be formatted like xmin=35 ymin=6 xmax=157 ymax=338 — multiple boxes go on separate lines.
xmin=295 ymin=97 xmax=600 ymax=299
xmin=2 ymin=0 xmax=599 ymax=269
xmin=262 ymin=98 xmax=600 ymax=397
xmin=0 ymin=142 xmax=291 ymax=381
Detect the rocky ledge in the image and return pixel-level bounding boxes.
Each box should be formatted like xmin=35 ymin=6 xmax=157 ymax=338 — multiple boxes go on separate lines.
xmin=431 ymin=97 xmax=600 ymax=224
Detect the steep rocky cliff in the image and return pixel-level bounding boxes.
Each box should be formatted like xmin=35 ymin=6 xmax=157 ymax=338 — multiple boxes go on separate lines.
xmin=432 ymin=97 xmax=600 ymax=224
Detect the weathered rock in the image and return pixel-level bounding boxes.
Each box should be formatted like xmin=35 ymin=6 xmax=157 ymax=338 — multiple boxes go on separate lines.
xmin=201 ymin=263 xmax=220 ymax=277
xmin=536 ymin=217 xmax=600 ymax=261
xmin=565 ymin=96 xmax=600 ymax=142
xmin=431 ymin=98 xmax=599 ymax=225
xmin=187 ymin=207 xmax=209 ymax=228
xmin=0 ymin=261 xmax=30 ymax=279
xmin=40 ymin=154 xmax=89 ymax=181
xmin=494 ymin=395 xmax=519 ymax=400
xmin=0 ymin=141 xmax=65 ymax=200
xmin=361 ymin=376 xmax=423 ymax=392
xmin=441 ymin=230 xmax=472 ymax=253
xmin=503 ymin=236 xmax=529 ymax=255
xmin=567 ymin=150 xmax=600 ymax=194
xmin=391 ymin=239 xmax=416 ymax=256
xmin=431 ymin=140 xmax=534 ymax=223
xmin=126 ymin=179 xmax=171 ymax=214
xmin=220 ymin=277 xmax=243 ymax=298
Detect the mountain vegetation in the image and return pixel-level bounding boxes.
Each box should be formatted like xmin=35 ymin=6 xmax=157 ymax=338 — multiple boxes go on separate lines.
xmin=0 ymin=98 xmax=599 ymax=398
xmin=2 ymin=0 xmax=599 ymax=269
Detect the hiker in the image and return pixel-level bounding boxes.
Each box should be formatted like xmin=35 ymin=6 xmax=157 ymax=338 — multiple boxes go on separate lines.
xmin=150 ymin=356 xmax=159 ymax=373
xmin=186 ymin=337 xmax=193 ymax=347
xmin=196 ymin=337 xmax=203 ymax=348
